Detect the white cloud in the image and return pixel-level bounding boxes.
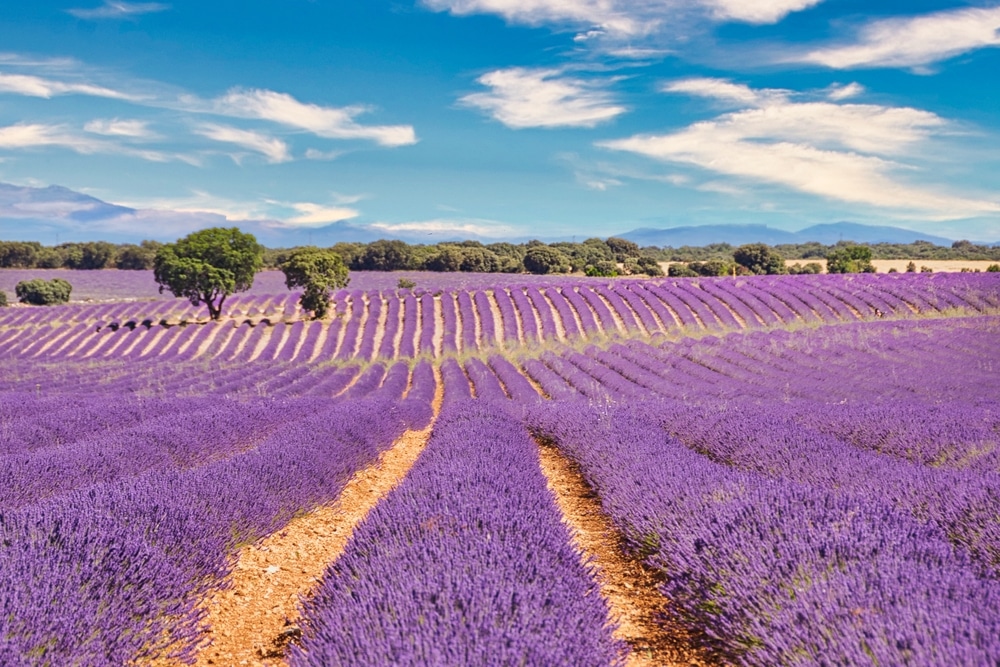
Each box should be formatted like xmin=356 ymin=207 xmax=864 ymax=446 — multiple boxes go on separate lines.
xmin=212 ymin=89 xmax=417 ymax=147
xmin=304 ymin=148 xmax=344 ymax=161
xmin=702 ymin=0 xmax=822 ymax=24
xmin=599 ymin=79 xmax=1000 ymax=218
xmin=460 ymin=67 xmax=626 ymax=129
xmin=0 ymin=123 xmax=106 ymax=153
xmin=68 ymin=2 xmax=170 ymax=20
xmin=798 ymin=6 xmax=1000 ymax=69
xmin=0 ymin=72 xmax=134 ymax=100
xmin=0 ymin=122 xmax=196 ymax=164
xmin=423 ymin=0 xmax=822 ymax=41
xmin=281 ymin=202 xmax=359 ymax=227
xmin=827 ymin=82 xmax=865 ymax=101
xmin=661 ymin=78 xmax=781 ymax=105
xmin=84 ymin=118 xmax=157 ymax=139
xmin=369 ymin=218 xmax=518 ymax=238
xmin=193 ymin=124 xmax=291 ymax=164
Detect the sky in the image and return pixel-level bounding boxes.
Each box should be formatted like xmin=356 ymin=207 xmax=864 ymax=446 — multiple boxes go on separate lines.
xmin=0 ymin=0 xmax=999 ymax=245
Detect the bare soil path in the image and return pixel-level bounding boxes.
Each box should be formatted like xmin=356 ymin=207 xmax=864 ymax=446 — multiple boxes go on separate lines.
xmin=184 ymin=371 xmax=444 ymax=666
xmin=537 ymin=442 xmax=710 ymax=667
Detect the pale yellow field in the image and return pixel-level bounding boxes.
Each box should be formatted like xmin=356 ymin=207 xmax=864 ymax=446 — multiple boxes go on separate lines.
xmin=784 ymin=259 xmax=999 ymax=273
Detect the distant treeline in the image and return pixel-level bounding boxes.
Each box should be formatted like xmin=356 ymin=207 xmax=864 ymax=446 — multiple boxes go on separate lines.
xmin=2 ymin=237 xmax=999 ymax=274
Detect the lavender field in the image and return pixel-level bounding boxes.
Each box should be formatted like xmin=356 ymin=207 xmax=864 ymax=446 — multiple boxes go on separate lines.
xmin=1 ymin=270 xmax=999 ymax=666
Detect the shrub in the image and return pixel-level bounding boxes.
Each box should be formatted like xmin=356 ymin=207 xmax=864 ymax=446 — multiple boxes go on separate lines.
xmin=987 ymin=264 xmax=1000 ymax=273
xmin=920 ymin=265 xmax=933 ymax=273
xmin=397 ymin=278 xmax=416 ymax=289
xmin=668 ymin=263 xmax=698 ymax=278
xmin=15 ymin=278 xmax=72 ymax=305
xmin=636 ymin=256 xmax=665 ymax=277
xmin=0 ymin=290 xmax=7 ymax=307
xmin=585 ymin=260 xmax=619 ymax=277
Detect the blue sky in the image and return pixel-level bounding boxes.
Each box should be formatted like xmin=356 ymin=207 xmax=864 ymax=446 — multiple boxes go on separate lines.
xmin=0 ymin=0 xmax=999 ymax=244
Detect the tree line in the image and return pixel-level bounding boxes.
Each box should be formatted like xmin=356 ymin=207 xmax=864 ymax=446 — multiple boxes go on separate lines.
xmin=4 ymin=236 xmax=999 ymax=273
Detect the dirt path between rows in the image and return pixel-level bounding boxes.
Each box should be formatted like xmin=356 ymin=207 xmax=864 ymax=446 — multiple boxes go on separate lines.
xmin=536 ymin=443 xmax=710 ymax=667
xmin=183 ymin=371 xmax=444 ymax=667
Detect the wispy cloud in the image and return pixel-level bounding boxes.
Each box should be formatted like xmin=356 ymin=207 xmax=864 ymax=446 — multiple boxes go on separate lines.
xmin=599 ymin=78 xmax=1000 ymax=218
xmin=0 ymin=122 xmax=197 ymax=164
xmin=795 ymin=6 xmax=1000 ymax=70
xmin=460 ymin=67 xmax=626 ymax=129
xmin=369 ymin=218 xmax=518 ymax=238
xmin=0 ymin=72 xmax=135 ymax=100
xmin=0 ymin=56 xmax=418 ymax=159
xmin=194 ymin=123 xmax=291 ymax=163
xmin=280 ymin=202 xmax=359 ymax=227
xmin=212 ymin=89 xmax=417 ymax=147
xmin=68 ymin=1 xmax=170 ymax=20
xmin=701 ymin=0 xmax=822 ymax=25
xmin=84 ymin=118 xmax=157 ymax=139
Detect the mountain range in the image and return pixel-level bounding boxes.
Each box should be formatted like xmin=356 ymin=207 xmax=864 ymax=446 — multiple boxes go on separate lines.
xmin=1 ymin=182 xmax=995 ymax=247
xmin=618 ymin=223 xmax=991 ymax=247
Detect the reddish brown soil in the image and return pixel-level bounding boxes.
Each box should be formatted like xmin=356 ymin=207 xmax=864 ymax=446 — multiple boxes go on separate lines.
xmin=537 ymin=443 xmax=711 ymax=667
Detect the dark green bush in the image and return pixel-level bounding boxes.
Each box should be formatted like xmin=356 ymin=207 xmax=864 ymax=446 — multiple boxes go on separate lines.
xmin=15 ymin=278 xmax=72 ymax=305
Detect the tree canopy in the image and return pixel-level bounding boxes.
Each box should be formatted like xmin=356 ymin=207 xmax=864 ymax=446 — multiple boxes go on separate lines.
xmin=280 ymin=247 xmax=350 ymax=319
xmin=523 ymin=246 xmax=571 ymax=275
xmin=153 ymin=227 xmax=263 ymax=320
xmin=826 ymin=245 xmax=876 ymax=274
xmin=15 ymin=278 xmax=72 ymax=305
xmin=733 ymin=243 xmax=787 ymax=275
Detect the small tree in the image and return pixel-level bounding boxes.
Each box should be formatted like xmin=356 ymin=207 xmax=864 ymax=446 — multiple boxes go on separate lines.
xmin=733 ymin=243 xmax=786 ymax=275
xmin=15 ymin=278 xmax=72 ymax=305
xmin=154 ymin=227 xmax=263 ymax=320
xmin=987 ymin=264 xmax=1000 ymax=273
xmin=905 ymin=261 xmax=917 ymax=273
xmin=636 ymin=256 xmax=665 ymax=277
xmin=0 ymin=290 xmax=7 ymax=307
xmin=826 ymin=245 xmax=876 ymax=274
xmin=280 ymin=247 xmax=350 ymax=319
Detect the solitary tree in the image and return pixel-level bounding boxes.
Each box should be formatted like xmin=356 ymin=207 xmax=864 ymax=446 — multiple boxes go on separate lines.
xmin=15 ymin=278 xmax=72 ymax=305
xmin=280 ymin=247 xmax=350 ymax=319
xmin=154 ymin=227 xmax=263 ymax=320
xmin=733 ymin=243 xmax=787 ymax=275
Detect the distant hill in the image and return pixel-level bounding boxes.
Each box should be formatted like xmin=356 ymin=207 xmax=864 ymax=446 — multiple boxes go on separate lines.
xmin=621 ymin=222 xmax=963 ymax=247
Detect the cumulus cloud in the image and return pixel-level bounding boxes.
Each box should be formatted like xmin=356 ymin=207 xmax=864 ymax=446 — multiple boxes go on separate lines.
xmin=460 ymin=67 xmax=626 ymax=129
xmin=797 ymin=6 xmax=1000 ymax=70
xmin=599 ymin=78 xmax=1000 ymax=218
xmin=212 ymin=89 xmax=417 ymax=147
xmin=194 ymin=123 xmax=291 ymax=163
xmin=701 ymin=0 xmax=823 ymax=25
xmin=68 ymin=2 xmax=170 ymax=20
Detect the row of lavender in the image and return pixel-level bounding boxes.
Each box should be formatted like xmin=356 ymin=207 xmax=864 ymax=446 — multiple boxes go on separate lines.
xmin=0 ymin=373 xmax=434 ymax=665
xmin=505 ymin=314 xmax=1000 ymax=665
xmin=3 ymin=272 xmax=998 ymax=363
xmin=0 ymin=315 xmax=995 ymax=408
